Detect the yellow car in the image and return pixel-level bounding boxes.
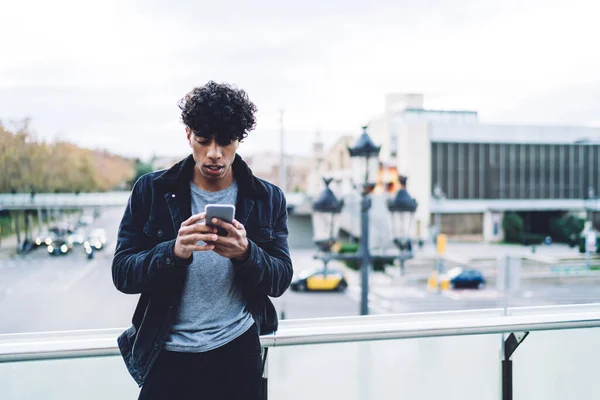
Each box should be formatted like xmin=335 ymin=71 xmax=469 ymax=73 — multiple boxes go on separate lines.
xmin=291 ymin=268 xmax=348 ymax=292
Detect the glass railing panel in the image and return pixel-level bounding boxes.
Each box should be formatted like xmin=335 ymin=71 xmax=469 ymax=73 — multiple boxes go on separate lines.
xmin=268 ymin=334 xmax=502 ymax=400
xmin=0 ymin=355 xmax=139 ymax=400
xmin=511 ymin=327 xmax=600 ymax=400
xmin=1 ymin=305 xmax=600 ymax=399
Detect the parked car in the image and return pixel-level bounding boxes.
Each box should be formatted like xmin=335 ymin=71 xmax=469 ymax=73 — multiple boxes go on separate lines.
xmin=446 ymin=267 xmax=485 ymax=289
xmin=291 ymin=268 xmax=348 ymax=292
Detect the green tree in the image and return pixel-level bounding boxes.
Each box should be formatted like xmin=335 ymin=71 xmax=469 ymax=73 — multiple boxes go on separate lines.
xmin=131 ymin=160 xmax=155 ymax=188
xmin=0 ymin=120 xmax=134 ymax=193
xmin=502 ymin=212 xmax=524 ymax=243
xmin=550 ymin=215 xmax=585 ymax=245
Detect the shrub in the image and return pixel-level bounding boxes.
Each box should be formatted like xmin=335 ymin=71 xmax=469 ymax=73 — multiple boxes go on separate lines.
xmin=550 ymin=215 xmax=585 ymax=244
xmin=343 ymin=258 xmax=392 ymax=272
xmin=373 ymin=257 xmax=396 ymax=272
xmin=343 ymin=260 xmax=361 ymax=270
xmin=337 ymin=243 xmax=393 ymax=271
xmin=502 ymin=212 xmax=524 ymax=243
xmin=338 ymin=243 xmax=359 ymax=254
xmin=521 ymin=233 xmax=545 ymax=246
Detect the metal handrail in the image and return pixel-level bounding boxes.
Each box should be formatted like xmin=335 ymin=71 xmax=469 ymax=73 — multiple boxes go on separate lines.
xmin=1 ymin=305 xmax=600 ymax=363
xmin=270 ymin=310 xmax=600 ymax=347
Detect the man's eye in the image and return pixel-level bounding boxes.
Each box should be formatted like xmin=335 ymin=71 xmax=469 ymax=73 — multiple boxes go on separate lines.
xmin=197 ymin=140 xmax=210 ymax=146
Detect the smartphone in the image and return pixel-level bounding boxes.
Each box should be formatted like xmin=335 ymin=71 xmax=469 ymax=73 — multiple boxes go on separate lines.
xmin=204 ymin=204 xmax=236 ymax=236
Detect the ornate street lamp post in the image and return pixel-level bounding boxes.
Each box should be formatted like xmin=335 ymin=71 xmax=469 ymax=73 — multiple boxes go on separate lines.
xmin=348 ymin=126 xmax=381 ymax=316
xmin=432 ymin=183 xmax=445 ymax=243
xmin=312 ymin=178 xmax=344 ymax=274
xmin=387 ymin=176 xmax=418 ymax=276
xmin=312 ymin=126 xmax=422 ymax=316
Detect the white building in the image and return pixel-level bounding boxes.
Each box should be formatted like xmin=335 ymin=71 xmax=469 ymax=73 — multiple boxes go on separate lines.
xmin=309 ymin=93 xmax=600 ymax=243
xmin=367 ymin=93 xmax=600 ymax=241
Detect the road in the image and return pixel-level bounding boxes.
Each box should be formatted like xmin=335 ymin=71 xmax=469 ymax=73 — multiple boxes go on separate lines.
xmin=0 ymin=208 xmax=139 ymax=334
xmin=2 ymin=207 xmax=600 ymax=335
xmin=0 ymin=208 xmax=360 ymax=335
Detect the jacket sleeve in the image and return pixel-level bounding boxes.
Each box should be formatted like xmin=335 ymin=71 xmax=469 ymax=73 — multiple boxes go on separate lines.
xmin=232 ymin=190 xmax=293 ymax=297
xmin=112 ymin=178 xmax=191 ymax=295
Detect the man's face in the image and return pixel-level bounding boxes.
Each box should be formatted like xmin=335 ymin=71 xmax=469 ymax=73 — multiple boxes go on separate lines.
xmin=187 ymin=128 xmax=239 ymax=182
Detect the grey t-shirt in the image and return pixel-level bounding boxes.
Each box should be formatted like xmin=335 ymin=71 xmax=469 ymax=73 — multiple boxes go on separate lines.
xmin=163 ymin=180 xmax=254 ymax=352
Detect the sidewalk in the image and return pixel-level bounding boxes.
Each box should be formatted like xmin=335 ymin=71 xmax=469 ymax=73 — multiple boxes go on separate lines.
xmin=0 ymin=235 xmax=19 ymax=260
xmin=412 ymin=241 xmax=594 ymax=266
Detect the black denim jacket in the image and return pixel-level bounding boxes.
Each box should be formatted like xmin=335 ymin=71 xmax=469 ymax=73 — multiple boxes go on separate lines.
xmin=112 ymin=154 xmax=293 ymax=386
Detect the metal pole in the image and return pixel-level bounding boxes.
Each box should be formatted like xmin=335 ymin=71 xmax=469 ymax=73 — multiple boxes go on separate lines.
xmin=37 ymin=208 xmax=43 ymax=235
xmin=400 ymin=256 xmax=405 ymax=277
xmin=26 ymin=212 xmax=33 ymax=242
xmin=14 ymin=211 xmax=21 ymax=249
xmin=360 ymin=193 xmax=371 ymax=316
xmin=435 ymin=210 xmax=441 ymax=239
xmin=278 ymin=109 xmax=286 ymax=193
xmin=586 ymin=198 xmax=592 ymax=270
xmin=502 ymin=332 xmax=529 ymax=400
xmin=502 ymin=360 xmax=513 ymax=400
xmin=586 ymin=241 xmax=591 ymax=271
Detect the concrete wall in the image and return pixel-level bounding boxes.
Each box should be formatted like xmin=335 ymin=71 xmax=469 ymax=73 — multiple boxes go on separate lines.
xmin=287 ymin=214 xmax=314 ymax=249
xmin=483 ymin=211 xmax=504 ymax=242
xmin=401 ymin=122 xmax=431 ymax=240
xmin=438 ymin=213 xmax=484 ymax=241
xmin=368 ymin=115 xmax=389 ymax=163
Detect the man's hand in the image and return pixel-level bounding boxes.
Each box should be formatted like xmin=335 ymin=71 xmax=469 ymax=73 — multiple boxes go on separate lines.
xmin=208 ymin=218 xmax=250 ymax=261
xmin=173 ymin=213 xmax=219 ymax=260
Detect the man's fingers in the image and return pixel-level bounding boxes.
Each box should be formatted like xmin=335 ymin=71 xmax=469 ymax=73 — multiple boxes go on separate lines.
xmin=183 ymin=243 xmax=214 ymax=252
xmin=181 ymin=213 xmax=206 ymax=227
xmin=180 ymin=233 xmax=219 ymax=245
xmin=211 ymin=218 xmax=239 ymax=234
xmin=189 ymin=224 xmax=217 ymax=233
xmin=232 ymin=219 xmax=245 ymax=230
xmin=179 ymin=222 xmax=216 ymax=236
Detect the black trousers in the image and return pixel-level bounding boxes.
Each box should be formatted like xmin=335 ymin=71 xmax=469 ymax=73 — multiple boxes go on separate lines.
xmin=138 ymin=324 xmax=263 ymax=400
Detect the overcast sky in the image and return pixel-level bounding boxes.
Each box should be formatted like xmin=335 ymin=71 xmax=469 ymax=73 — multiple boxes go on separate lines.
xmin=2 ymin=0 xmax=600 ymax=159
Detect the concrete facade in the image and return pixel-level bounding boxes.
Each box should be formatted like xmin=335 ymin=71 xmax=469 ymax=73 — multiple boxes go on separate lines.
xmin=306 ymin=135 xmax=355 ymax=197
xmin=310 ymin=93 xmax=600 ymax=243
xmin=377 ymin=93 xmax=600 ymax=241
xmin=244 ymin=152 xmax=311 ymax=193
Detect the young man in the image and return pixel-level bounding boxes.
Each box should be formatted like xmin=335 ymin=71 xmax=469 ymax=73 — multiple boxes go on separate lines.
xmin=112 ymin=81 xmax=293 ymax=400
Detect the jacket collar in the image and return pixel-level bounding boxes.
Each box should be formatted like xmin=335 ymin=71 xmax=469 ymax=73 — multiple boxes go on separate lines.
xmin=154 ymin=154 xmax=269 ymax=199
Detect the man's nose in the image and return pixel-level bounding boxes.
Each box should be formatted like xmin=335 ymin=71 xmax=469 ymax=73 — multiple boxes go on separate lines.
xmin=207 ymin=142 xmax=222 ymax=159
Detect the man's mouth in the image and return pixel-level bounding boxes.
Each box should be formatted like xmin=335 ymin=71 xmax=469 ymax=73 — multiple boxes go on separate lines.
xmin=204 ymin=165 xmax=224 ymax=174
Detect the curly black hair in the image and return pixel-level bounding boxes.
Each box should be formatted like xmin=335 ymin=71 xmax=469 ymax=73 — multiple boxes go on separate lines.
xmin=178 ymin=81 xmax=257 ymax=144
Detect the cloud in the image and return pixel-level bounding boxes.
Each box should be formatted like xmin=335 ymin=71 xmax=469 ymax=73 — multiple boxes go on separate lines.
xmin=1 ymin=0 xmax=600 ymax=158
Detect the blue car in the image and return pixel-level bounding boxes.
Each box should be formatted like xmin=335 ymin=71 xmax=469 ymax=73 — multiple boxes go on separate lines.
xmin=447 ymin=267 xmax=485 ymax=289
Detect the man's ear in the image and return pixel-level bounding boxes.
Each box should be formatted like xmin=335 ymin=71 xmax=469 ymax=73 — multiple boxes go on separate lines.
xmin=186 ymin=128 xmax=193 ymax=147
